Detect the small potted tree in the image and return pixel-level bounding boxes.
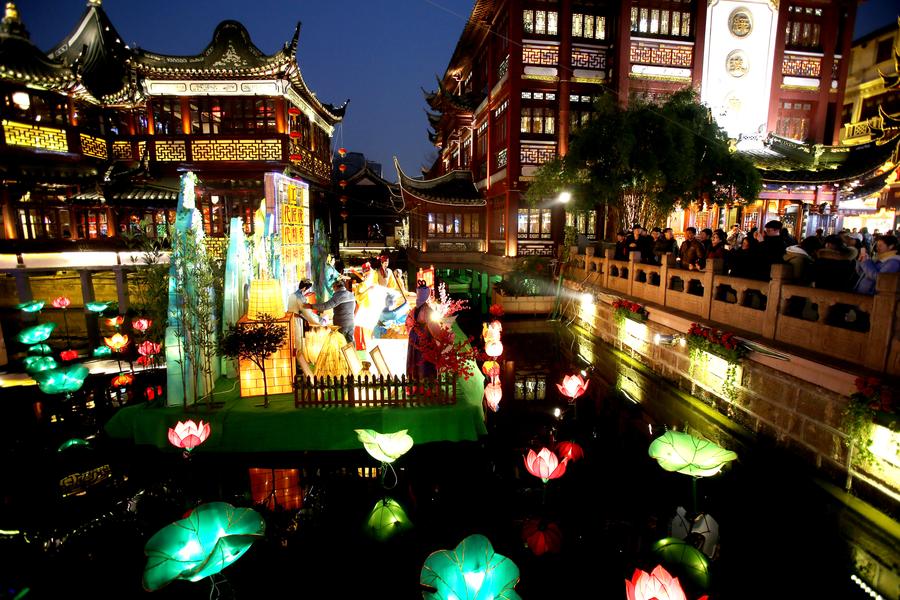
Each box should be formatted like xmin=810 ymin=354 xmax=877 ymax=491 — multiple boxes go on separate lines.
xmin=218 ymin=314 xmax=287 ymax=408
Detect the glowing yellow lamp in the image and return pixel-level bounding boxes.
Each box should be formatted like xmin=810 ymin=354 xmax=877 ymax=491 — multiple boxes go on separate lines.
xmin=247 ymin=279 xmax=284 ymax=320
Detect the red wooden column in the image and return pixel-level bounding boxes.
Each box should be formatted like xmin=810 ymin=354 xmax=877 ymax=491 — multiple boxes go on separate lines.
xmin=766 ymin=7 xmax=791 ymax=136
xmin=558 ymin=0 xmax=572 ymax=158
xmin=829 ymin=0 xmax=857 ymax=144
xmin=691 ymin=0 xmax=708 ymax=87
xmin=811 ymin=5 xmax=839 ymax=143
xmin=180 ymin=97 xmax=191 ymax=134
xmin=506 ymin=0 xmax=523 ymax=258
xmin=616 ymin=1 xmax=632 ymax=105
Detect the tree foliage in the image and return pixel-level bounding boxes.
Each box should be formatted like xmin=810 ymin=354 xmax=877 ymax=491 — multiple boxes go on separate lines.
xmin=218 ymin=314 xmax=287 ymax=407
xmin=525 ymin=89 xmax=761 ymax=233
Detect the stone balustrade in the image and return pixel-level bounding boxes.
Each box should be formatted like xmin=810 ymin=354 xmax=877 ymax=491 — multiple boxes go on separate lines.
xmin=568 ymin=247 xmax=900 ymax=375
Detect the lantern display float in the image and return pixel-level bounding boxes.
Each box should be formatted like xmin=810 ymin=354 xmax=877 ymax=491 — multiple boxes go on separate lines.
xmin=420 ymin=534 xmax=521 ymax=600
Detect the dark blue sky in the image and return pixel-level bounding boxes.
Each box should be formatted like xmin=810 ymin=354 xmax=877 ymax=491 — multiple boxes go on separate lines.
xmin=22 ymin=1 xmax=898 ymax=182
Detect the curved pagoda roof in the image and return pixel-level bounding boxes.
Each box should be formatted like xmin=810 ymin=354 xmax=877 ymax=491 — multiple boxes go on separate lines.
xmin=48 ymin=0 xmax=133 ymax=103
xmin=0 ymin=2 xmax=75 ymax=88
xmin=394 ymin=157 xmax=484 ymax=206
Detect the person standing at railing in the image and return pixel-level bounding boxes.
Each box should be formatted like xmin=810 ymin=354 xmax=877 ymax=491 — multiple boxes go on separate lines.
xmin=653 ymin=227 xmax=679 ymax=265
xmin=749 ymin=220 xmax=787 ymax=280
xmin=854 ymin=235 xmax=900 ymax=295
xmin=726 ymin=224 xmax=744 ymax=250
xmin=678 ymin=227 xmax=706 ymax=271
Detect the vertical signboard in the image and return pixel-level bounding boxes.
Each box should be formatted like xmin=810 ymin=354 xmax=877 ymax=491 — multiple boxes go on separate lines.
xmin=264 ymin=172 xmax=311 ymax=308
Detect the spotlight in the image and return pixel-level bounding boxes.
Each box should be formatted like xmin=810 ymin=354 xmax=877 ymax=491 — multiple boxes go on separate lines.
xmin=553 ymin=407 xmax=562 ymax=419
xmin=653 ymin=333 xmax=685 ymax=346
xmin=580 ymin=293 xmax=593 ymax=305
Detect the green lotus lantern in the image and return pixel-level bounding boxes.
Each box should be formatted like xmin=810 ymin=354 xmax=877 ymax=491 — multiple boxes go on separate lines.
xmin=355 ymin=429 xmax=414 ymax=464
xmin=85 ymin=301 xmax=111 ymax=313
xmin=28 ymin=343 xmax=52 ymax=355
xmin=23 ymin=356 xmax=58 ymax=374
xmin=142 ymin=502 xmax=265 ymax=591
xmin=58 ymin=438 xmax=90 ymax=452
xmin=17 ymin=323 xmax=56 ymax=345
xmin=652 ymin=537 xmax=711 ymax=591
xmin=93 ymin=345 xmax=113 ymax=357
xmin=365 ymin=497 xmax=413 ymax=542
xmin=33 ymin=365 xmax=90 ymax=395
xmin=648 ymin=431 xmax=737 ymax=477
xmin=420 ymin=534 xmax=521 ymax=600
xmin=17 ymin=300 xmax=44 ymax=313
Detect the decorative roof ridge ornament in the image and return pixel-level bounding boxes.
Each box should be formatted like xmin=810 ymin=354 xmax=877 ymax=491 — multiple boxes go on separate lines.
xmin=88 ymin=0 xmax=101 ymax=6
xmin=1 ymin=1 xmax=27 ymax=37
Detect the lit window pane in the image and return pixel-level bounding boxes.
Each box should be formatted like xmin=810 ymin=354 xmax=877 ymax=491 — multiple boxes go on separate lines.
xmin=545 ymin=93 xmax=555 ymax=100
xmin=640 ymin=8 xmax=649 ymax=33
xmin=660 ymin=11 xmax=670 ymax=35
xmin=521 ymin=110 xmax=530 ymax=133
xmin=540 ymin=209 xmax=551 ymax=235
xmin=573 ymin=13 xmax=583 ymax=37
xmin=672 ymin=12 xmax=681 ymax=36
xmin=681 ymin=13 xmax=690 ymax=36
xmin=536 ymin=10 xmax=546 ymax=34
xmin=518 ymin=210 xmax=529 ymax=234
xmin=597 ymin=16 xmax=606 ymax=39
xmin=523 ymin=10 xmax=534 ymax=34
xmin=631 ymin=7 xmax=638 ymax=32
xmin=585 ymin=15 xmax=595 ymax=38
xmin=544 ymin=113 xmax=554 ymax=134
xmin=530 ymin=210 xmax=540 ymax=235
xmin=548 ymin=12 xmax=558 ymax=35
xmin=650 ymin=10 xmax=659 ymax=34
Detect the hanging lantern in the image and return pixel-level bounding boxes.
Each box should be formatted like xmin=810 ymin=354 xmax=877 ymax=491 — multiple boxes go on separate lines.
xmin=23 ymin=356 xmax=58 ymax=374
xmin=132 ymin=318 xmax=152 ymax=332
xmin=340 ymin=209 xmax=349 ymax=220
xmin=484 ymin=381 xmax=502 ymax=412
xmin=51 ymin=296 xmax=71 ymax=309
xmin=289 ymin=153 xmax=302 ymax=161
xmin=482 ymin=321 xmax=503 ymax=358
xmin=33 ymin=365 xmax=90 ymax=395
xmin=339 ymin=180 xmax=348 ymax=189
xmin=338 ymin=164 xmax=347 ymax=173
xmin=340 ymin=195 xmax=349 ymax=204
xmin=338 ymin=147 xmax=347 ymax=157
xmin=288 ymin=107 xmax=301 ymax=116
xmin=111 ymin=373 xmax=134 ymax=388
xmin=557 ymin=374 xmax=589 ymax=402
xmin=138 ymin=340 xmax=162 ymax=357
xmin=290 ymin=131 xmax=301 ymax=139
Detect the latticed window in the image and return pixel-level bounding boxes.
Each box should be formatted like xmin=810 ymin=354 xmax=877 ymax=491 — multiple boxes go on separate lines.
xmin=566 ymin=210 xmax=598 ymax=240
xmin=190 ymin=97 xmax=277 ymax=135
xmin=520 ymin=107 xmax=556 ymax=135
xmin=776 ymin=100 xmax=813 ymax=141
xmin=518 ymin=208 xmax=552 ymax=239
xmin=2 ymin=90 xmax=68 ymax=127
xmin=427 ymin=213 xmax=481 ymax=237
xmin=514 ymin=375 xmax=546 ymax=400
xmin=630 ymin=1 xmax=693 ymax=39
xmin=523 ymin=9 xmax=559 ymax=35
xmin=573 ymin=13 xmax=606 ymax=40
xmin=785 ymin=5 xmax=822 ymax=50
xmin=152 ymin=97 xmax=182 ymax=135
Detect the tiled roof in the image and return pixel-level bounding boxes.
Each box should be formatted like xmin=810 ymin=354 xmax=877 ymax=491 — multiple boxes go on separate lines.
xmin=394 ymin=157 xmax=484 ymax=206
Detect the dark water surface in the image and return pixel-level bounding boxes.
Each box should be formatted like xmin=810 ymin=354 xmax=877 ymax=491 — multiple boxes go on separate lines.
xmin=0 ymin=320 xmax=870 ymax=599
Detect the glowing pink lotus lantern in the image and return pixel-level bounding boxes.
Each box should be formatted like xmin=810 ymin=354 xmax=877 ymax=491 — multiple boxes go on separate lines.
xmin=168 ymin=420 xmax=211 ymax=452
xmin=132 ymin=318 xmax=152 ymax=332
xmin=51 ymin=296 xmax=71 ymax=309
xmin=524 ymin=448 xmax=568 ymax=483
xmin=625 ymin=565 xmax=706 ymax=600
xmin=484 ymin=381 xmax=502 ymax=412
xmin=138 ymin=340 xmax=161 ymax=357
xmin=557 ymin=374 xmax=589 ymax=402
xmin=556 ymin=441 xmax=584 ymax=462
xmin=482 ymin=320 xmax=503 ymax=358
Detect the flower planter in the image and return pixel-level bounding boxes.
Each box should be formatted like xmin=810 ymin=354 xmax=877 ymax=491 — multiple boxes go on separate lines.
xmin=491 ymin=290 xmax=555 ymax=314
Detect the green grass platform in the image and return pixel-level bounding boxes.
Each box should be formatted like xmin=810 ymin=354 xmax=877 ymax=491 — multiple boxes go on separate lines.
xmin=104 ymin=367 xmax=486 ymax=453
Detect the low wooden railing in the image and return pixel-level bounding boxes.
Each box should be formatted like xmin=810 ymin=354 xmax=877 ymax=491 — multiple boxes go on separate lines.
xmin=567 ymin=246 xmax=900 ymax=374
xmin=294 ymin=374 xmax=457 ymax=408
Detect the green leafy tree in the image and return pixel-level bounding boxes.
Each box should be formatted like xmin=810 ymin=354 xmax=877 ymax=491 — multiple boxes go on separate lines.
xmin=218 ymin=314 xmax=287 ymax=408
xmin=526 ymin=89 xmax=761 ymax=235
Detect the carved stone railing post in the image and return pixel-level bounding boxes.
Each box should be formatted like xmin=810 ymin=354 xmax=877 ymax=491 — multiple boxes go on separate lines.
xmin=603 ymin=247 xmax=614 ymax=288
xmin=660 ymin=253 xmax=671 ymax=307
xmin=764 ymin=264 xmax=791 ymax=340
xmin=865 ymin=272 xmax=899 ymax=372
xmin=626 ymin=251 xmax=640 ymax=296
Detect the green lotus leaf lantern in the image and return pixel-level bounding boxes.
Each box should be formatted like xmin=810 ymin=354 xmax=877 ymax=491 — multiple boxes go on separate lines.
xmin=58 ymin=438 xmax=90 ymax=452
xmin=17 ymin=300 xmax=44 ymax=313
xmin=93 ymin=345 xmax=113 ymax=357
xmin=142 ymin=502 xmax=265 ymax=591
xmin=28 ymin=343 xmax=52 ymax=356
xmin=17 ymin=323 xmax=56 ymax=345
xmin=651 ymin=537 xmax=711 ymax=590
xmin=648 ymin=430 xmax=737 ymax=477
xmin=420 ymin=534 xmax=521 ymax=600
xmin=85 ymin=301 xmax=111 ymax=313
xmin=33 ymin=365 xmax=90 ymax=395
xmin=355 ymin=429 xmax=414 ymax=464
xmin=365 ymin=497 xmax=413 ymax=542
xmin=23 ymin=355 xmax=58 ymax=374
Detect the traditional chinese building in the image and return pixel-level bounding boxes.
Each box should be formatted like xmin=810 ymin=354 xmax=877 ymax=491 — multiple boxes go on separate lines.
xmin=332 ymin=151 xmax=402 ymax=254
xmin=411 ymin=0 xmax=869 ymax=267
xmin=0 ymin=0 xmax=345 ymax=245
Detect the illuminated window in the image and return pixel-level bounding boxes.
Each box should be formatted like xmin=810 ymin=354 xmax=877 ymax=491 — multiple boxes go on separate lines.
xmin=427 ymin=213 xmax=481 ymax=238
xmin=776 ymin=101 xmax=814 ymax=141
xmin=630 ymin=1 xmax=692 ymax=38
xmin=523 ymin=9 xmax=558 ymax=35
xmin=514 ymin=375 xmax=546 ymax=400
xmin=2 ymin=91 xmax=68 ymax=127
xmin=153 ymin=97 xmax=182 ymax=135
xmin=190 ymin=97 xmax=276 ymax=135
xmin=785 ymin=4 xmax=822 ymax=50
xmin=518 ymin=208 xmax=552 ymax=239
xmin=566 ymin=210 xmax=598 ymax=240
xmin=520 ymin=107 xmax=556 ymax=135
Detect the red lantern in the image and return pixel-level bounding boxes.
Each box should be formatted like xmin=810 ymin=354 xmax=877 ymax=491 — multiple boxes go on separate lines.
xmin=145 ymin=384 xmax=163 ymax=401
xmin=484 ymin=381 xmax=502 ymax=412
xmin=556 ymin=440 xmax=584 ymax=462
xmin=557 ymin=374 xmax=589 ymax=402
xmin=288 ymin=107 xmax=301 ymax=116
xmin=167 ymin=419 xmax=211 ymax=452
xmin=132 ymin=318 xmax=152 ymax=332
xmin=289 ymin=154 xmax=302 ymax=161
xmin=338 ymin=164 xmax=347 ymax=173
xmin=339 ymin=180 xmax=348 ymax=188
xmin=524 ymin=448 xmax=567 ymax=482
xmin=338 ymin=147 xmax=347 ymax=157
xmin=340 ymin=195 xmax=349 ymax=204
xmin=522 ymin=519 xmax=562 ymax=556
xmin=340 ymin=209 xmax=349 ymax=220
xmin=290 ymin=131 xmax=301 ymax=139
xmin=111 ymin=373 xmax=134 ymax=387
xmin=60 ymin=349 xmax=78 ymax=361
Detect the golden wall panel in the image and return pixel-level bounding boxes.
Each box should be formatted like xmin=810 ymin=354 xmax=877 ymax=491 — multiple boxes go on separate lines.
xmin=2 ymin=120 xmax=68 ymax=152
xmin=191 ymin=139 xmax=281 ymax=161
xmin=80 ymin=133 xmax=108 ymax=159
xmin=155 ymin=140 xmax=186 ymax=161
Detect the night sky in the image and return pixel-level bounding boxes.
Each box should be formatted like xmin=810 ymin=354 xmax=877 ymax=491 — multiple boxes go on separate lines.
xmin=22 ymin=0 xmax=899 ymax=182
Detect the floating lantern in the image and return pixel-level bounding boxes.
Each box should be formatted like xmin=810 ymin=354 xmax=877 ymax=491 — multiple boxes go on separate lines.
xmin=104 ymin=333 xmax=129 ymax=352
xmin=132 ymin=318 xmax=152 ymax=332
xmin=420 ymin=534 xmax=520 ymax=600
xmin=338 ymin=147 xmax=347 ymax=157
xmin=105 ymin=316 xmax=124 ymax=327
xmin=523 ymin=448 xmax=567 ymax=483
xmin=484 ymin=381 xmax=502 ymax=412
xmin=28 ymin=343 xmax=52 ymax=355
xmin=51 ymin=296 xmax=71 ymax=309
xmin=556 ymin=440 xmax=584 ymax=462
xmin=111 ymin=373 xmax=134 ymax=388
xmin=23 ymin=355 xmax=58 ymax=374
xmin=355 ymin=429 xmax=413 ymax=464
xmin=33 ymin=365 xmax=90 ymax=394
xmin=522 ymin=519 xmax=562 ymax=556
xmin=17 ymin=323 xmax=56 ymax=345
xmin=365 ymin=497 xmax=413 ymax=542
xmin=651 ymin=538 xmax=711 ymax=591
xmin=648 ymin=431 xmax=737 ymax=477
xmin=17 ymin=300 xmax=44 ymax=313
xmin=93 ymin=346 xmax=112 ymax=357
xmin=85 ymin=301 xmax=111 ymax=313
xmin=246 ymin=279 xmax=284 ymax=320
xmin=625 ymin=564 xmax=702 ymax=600
xmin=557 ymin=374 xmax=589 ymax=402
xmin=138 ymin=340 xmax=162 ymax=357
xmin=142 ymin=502 xmax=265 ymax=591
xmin=60 ymin=349 xmax=78 ymax=362
xmin=168 ymin=420 xmax=211 ymax=452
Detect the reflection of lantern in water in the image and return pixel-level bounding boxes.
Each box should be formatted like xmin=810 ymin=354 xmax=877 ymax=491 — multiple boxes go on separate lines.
xmin=248 ymin=468 xmax=303 ymax=510
xmin=365 ymin=497 xmax=412 ymax=542
xmin=522 ymin=519 xmax=562 ymax=556
xmin=142 ymin=502 xmax=265 ymax=591
xmin=556 ymin=440 xmax=584 ymax=462
xmin=167 ymin=420 xmax=211 ymax=452
xmin=484 ymin=381 xmax=502 ymax=412
xmin=557 ymin=374 xmax=589 ymax=402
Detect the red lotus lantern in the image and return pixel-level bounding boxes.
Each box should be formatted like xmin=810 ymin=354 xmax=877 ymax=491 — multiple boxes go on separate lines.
xmin=556 ymin=441 xmax=584 ymax=462
xmin=484 ymin=381 xmax=502 ymax=412
xmin=339 ymin=180 xmax=348 ymax=188
xmin=338 ymin=164 xmax=347 ymax=172
xmin=138 ymin=340 xmax=162 ymax=357
xmin=145 ymin=384 xmax=164 ymax=401
xmin=557 ymin=374 xmax=589 ymax=402
xmin=167 ymin=420 xmax=211 ymax=452
xmin=488 ymin=303 xmax=504 ymax=318
xmin=60 ymin=349 xmax=78 ymax=361
xmin=111 ymin=373 xmax=134 ymax=388
xmin=338 ymin=147 xmax=347 ymax=157
xmin=524 ymin=448 xmax=568 ymax=483
xmin=625 ymin=565 xmax=705 ymax=600
xmin=288 ymin=107 xmax=301 ymax=116
xmin=132 ymin=318 xmax=152 ymax=332
xmin=51 ymin=296 xmax=71 ymax=309
xmin=104 ymin=333 xmax=129 ymax=352
xmin=106 ymin=315 xmax=124 ymax=328
xmin=522 ymin=519 xmax=562 ymax=556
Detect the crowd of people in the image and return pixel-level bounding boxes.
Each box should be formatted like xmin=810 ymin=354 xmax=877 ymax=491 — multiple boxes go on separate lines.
xmin=613 ymin=222 xmax=899 ymax=294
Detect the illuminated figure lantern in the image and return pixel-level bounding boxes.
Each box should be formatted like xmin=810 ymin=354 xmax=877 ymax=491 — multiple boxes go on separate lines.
xmin=482 ymin=320 xmax=503 ymax=358
xmin=484 ymin=381 xmax=502 ymax=412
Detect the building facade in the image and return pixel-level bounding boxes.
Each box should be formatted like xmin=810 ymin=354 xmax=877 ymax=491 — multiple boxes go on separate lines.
xmin=411 ymin=0 xmax=874 ymax=267
xmin=0 ymin=0 xmax=345 ymax=246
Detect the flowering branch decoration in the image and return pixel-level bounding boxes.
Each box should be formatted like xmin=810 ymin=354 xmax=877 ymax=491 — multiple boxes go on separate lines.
xmin=686 ymin=323 xmax=746 ymax=402
xmin=407 ymin=284 xmax=478 ymax=382
xmin=842 ymin=377 xmax=897 ymax=466
xmin=612 ymin=299 xmax=649 ymax=324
